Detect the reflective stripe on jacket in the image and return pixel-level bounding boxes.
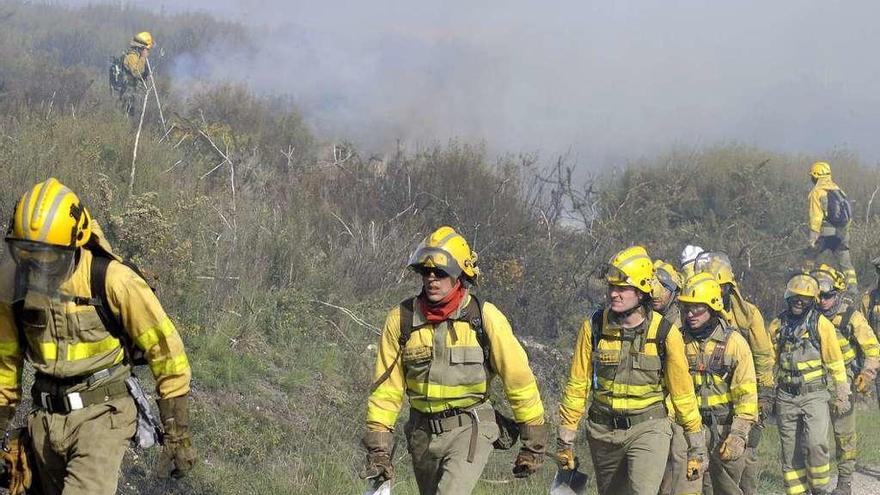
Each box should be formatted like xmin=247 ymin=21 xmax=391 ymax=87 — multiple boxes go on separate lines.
xmin=0 ymin=249 xmax=191 ymax=406
xmin=828 ymin=303 xmax=880 ymax=371
xmin=724 ymin=289 xmax=775 ymax=389
xmin=769 ymin=310 xmax=847 ymax=387
xmin=684 ymin=322 xmax=758 ymax=421
xmin=365 ymin=293 xmax=544 ymax=432
xmin=559 ymin=308 xmax=701 ymax=433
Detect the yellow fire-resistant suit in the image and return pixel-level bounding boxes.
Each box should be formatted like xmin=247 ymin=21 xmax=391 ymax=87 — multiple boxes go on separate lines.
xmin=0 ymin=245 xmax=190 ymax=494
xmin=365 ymin=293 xmax=544 ymax=494
xmin=559 ymin=308 xmax=702 ymax=495
xmin=770 ymin=310 xmax=847 ymax=495
xmin=806 ymin=177 xmax=856 ymax=291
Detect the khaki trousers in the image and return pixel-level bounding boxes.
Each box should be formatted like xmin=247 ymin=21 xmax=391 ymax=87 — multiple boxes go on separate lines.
xmin=405 ymin=403 xmax=499 ymax=495
xmin=776 ymin=389 xmax=832 ymax=495
xmin=586 ymin=416 xmax=672 ymax=495
xmin=29 ymin=395 xmax=136 ymax=495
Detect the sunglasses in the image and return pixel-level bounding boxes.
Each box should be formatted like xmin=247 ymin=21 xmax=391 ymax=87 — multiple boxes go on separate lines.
xmin=417 ymin=267 xmax=450 ymax=279
xmin=819 ymin=292 xmax=838 ymax=300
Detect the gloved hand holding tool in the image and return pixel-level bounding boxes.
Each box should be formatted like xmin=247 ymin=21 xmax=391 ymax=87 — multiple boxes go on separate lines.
xmin=512 ymin=423 xmax=546 ymax=478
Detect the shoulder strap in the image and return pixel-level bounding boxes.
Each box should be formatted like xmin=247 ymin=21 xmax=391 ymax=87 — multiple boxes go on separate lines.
xmin=650 ymin=315 xmax=673 ymax=360
xmin=368 ymin=298 xmax=415 ymax=394
xmin=590 ymin=307 xmax=603 ymax=391
xmin=457 ymin=294 xmax=489 ymax=368
xmin=839 ymin=306 xmax=856 ymax=337
xmin=11 ymin=264 xmax=28 ymax=351
xmin=707 ymin=326 xmax=734 ymax=376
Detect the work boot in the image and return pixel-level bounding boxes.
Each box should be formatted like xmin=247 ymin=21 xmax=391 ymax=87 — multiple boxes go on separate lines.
xmin=832 ymin=477 xmax=852 ymax=495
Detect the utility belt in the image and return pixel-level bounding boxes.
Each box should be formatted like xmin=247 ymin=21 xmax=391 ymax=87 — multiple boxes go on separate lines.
xmin=32 ymin=364 xmax=129 ymax=415
xmin=778 ymin=379 xmax=827 ymax=396
xmin=700 ymin=408 xmax=733 ymax=427
xmin=410 ymin=401 xmax=495 ymax=463
xmin=588 ymin=403 xmax=667 ymax=430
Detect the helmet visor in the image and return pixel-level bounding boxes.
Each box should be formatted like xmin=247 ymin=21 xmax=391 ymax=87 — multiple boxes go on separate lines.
xmin=693 ymin=252 xmax=732 ymax=278
xmin=7 ymin=240 xmax=76 ymax=293
xmin=603 ymin=264 xmax=634 ymax=287
xmin=407 ymin=245 xmax=462 ymax=279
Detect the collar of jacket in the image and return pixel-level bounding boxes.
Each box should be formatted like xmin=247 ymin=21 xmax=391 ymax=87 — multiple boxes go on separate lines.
xmin=410 ymin=290 xmax=470 ymax=327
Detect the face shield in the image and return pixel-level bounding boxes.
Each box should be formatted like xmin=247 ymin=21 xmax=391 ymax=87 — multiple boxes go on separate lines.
xmin=693 ymin=252 xmax=732 ymax=277
xmin=6 ymin=240 xmax=76 ymax=294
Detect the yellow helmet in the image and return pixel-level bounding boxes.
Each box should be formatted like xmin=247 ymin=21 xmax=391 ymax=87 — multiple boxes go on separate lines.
xmin=5 ymin=178 xmax=92 ymax=248
xmin=132 ymin=31 xmax=154 ymax=49
xmin=605 ymin=246 xmax=655 ymax=294
xmin=653 ymin=260 xmax=683 ymax=297
xmin=810 ymin=161 xmax=831 ymax=179
xmin=678 ymin=272 xmax=724 ymax=312
xmin=694 ymin=251 xmax=736 ymax=286
xmin=784 ymin=274 xmax=820 ymax=301
xmin=810 ymin=264 xmax=846 ymax=293
xmin=408 ymin=226 xmax=479 ymax=280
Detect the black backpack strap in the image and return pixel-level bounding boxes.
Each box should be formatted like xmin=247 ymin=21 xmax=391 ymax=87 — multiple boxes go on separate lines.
xmin=870 ymin=290 xmax=880 ymax=329
xmin=706 ymin=326 xmax=734 ymax=378
xmin=458 ymin=294 xmax=489 ymax=369
xmin=590 ymin=308 xmax=604 ymax=390
xmin=90 ymin=255 xmax=124 ymax=339
xmin=368 ymin=298 xmax=415 ymax=393
xmin=11 ymin=264 xmax=28 ymax=351
xmin=646 ymin=314 xmax=673 ymax=360
xmin=839 ymin=306 xmax=856 ymax=338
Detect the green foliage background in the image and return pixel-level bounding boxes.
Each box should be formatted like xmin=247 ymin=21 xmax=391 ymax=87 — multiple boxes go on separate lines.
xmin=0 ymin=1 xmax=879 ymax=493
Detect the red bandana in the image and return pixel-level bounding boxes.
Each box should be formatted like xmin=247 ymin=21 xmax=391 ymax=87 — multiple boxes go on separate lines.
xmin=418 ymin=280 xmax=465 ymax=323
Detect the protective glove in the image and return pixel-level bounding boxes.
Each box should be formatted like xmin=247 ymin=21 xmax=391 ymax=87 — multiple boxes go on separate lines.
xmin=555 ymin=427 xmax=577 ymax=470
xmin=512 ymin=423 xmax=546 ymax=478
xmin=854 ymin=360 xmax=878 ymax=394
xmin=757 ymin=387 xmax=775 ymax=419
xmin=808 ymin=231 xmax=820 ymax=249
xmin=359 ymin=431 xmax=394 ymax=482
xmin=718 ymin=418 xmax=751 ymax=462
xmin=830 ymin=381 xmax=852 ymax=416
xmin=157 ymin=396 xmax=196 ymax=479
xmin=0 ymin=429 xmax=32 ymax=495
xmin=685 ymin=429 xmax=707 ymax=481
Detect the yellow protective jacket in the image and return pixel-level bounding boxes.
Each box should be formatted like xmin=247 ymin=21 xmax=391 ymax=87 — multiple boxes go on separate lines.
xmin=861 ymin=289 xmax=880 ymax=333
xmin=0 ymin=248 xmax=191 ymax=406
xmin=123 ymin=48 xmax=148 ymax=87
xmin=826 ymin=302 xmax=880 ymax=372
xmin=769 ymin=310 xmax=847 ymax=388
xmin=559 ymin=308 xmax=702 ymax=434
xmin=365 ymin=292 xmax=544 ymax=432
xmin=808 ymin=176 xmax=843 ymax=236
xmin=724 ymin=288 xmax=775 ymax=389
xmin=683 ymin=321 xmax=758 ymax=423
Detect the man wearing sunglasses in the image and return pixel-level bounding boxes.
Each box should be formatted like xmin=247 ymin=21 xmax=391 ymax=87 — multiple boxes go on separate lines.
xmin=769 ymin=274 xmax=848 ymax=495
xmin=666 ymin=272 xmax=757 ymax=495
xmin=0 ymin=178 xmax=194 ymax=494
xmin=556 ymin=246 xmax=704 ymax=495
xmin=811 ymin=265 xmax=879 ymax=495
xmin=361 ymin=226 xmax=546 ymax=494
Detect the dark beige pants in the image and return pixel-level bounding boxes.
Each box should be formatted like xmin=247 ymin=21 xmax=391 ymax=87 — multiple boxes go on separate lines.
xmin=405 ymin=404 xmax=499 ymax=495
xmin=776 ymin=389 xmax=832 ymax=495
xmin=587 ymin=416 xmax=673 ymax=495
xmin=29 ymin=395 xmax=136 ymax=495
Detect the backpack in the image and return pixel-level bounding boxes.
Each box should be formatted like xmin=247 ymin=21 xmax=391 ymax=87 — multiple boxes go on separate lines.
xmin=12 ymin=251 xmax=152 ymax=366
xmin=109 ymin=55 xmax=125 ymax=93
xmin=590 ymin=308 xmax=673 ymax=390
xmin=826 ymin=189 xmax=852 ymax=227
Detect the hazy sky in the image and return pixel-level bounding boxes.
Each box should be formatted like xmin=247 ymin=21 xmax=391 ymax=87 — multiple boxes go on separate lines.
xmin=65 ymin=1 xmax=880 ymax=166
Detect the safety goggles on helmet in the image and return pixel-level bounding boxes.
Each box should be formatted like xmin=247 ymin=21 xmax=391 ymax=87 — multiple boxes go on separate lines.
xmin=655 ymin=269 xmax=678 ymax=292
xmin=408 ymin=246 xmax=463 ymax=279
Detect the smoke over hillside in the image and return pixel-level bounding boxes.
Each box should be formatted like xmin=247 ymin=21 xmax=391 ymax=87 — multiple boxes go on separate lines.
xmin=62 ymin=1 xmax=880 ymax=167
